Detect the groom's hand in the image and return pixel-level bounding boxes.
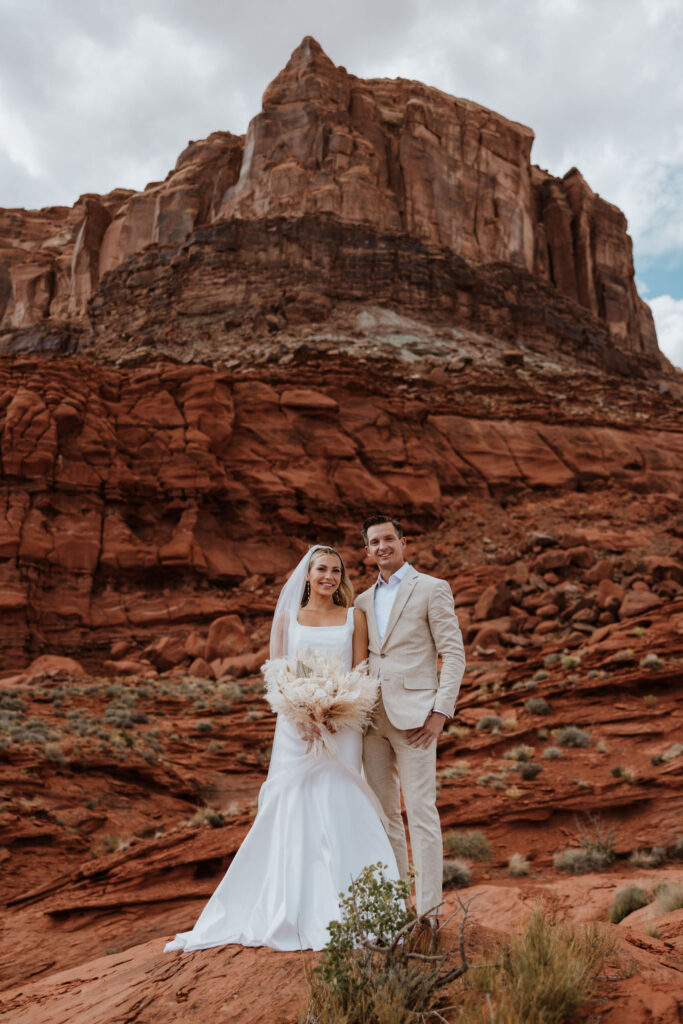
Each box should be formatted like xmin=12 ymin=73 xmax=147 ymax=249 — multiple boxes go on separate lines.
xmin=406 ymin=712 xmax=447 ymax=749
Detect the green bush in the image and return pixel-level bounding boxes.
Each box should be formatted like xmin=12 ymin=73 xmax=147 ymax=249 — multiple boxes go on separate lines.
xmin=301 ymin=863 xmax=469 ymax=1024
xmin=608 ymin=886 xmax=650 ymax=923
xmin=520 ymin=762 xmax=543 ymax=781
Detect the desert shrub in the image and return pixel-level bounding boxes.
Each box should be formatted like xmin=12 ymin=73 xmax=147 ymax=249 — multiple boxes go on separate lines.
xmin=555 ymin=815 xmax=615 ymax=874
xmin=505 ymin=786 xmax=523 ymax=798
xmin=520 ymin=762 xmax=543 ymax=781
xmin=608 ymin=886 xmax=650 ymax=923
xmin=560 ymin=654 xmax=581 ymax=670
xmin=654 ymin=882 xmax=683 ymax=913
xmin=44 ymin=742 xmax=66 ymax=764
xmin=461 ymin=905 xmax=616 ymax=1024
xmin=554 ymin=726 xmax=591 ymax=748
xmin=101 ymin=833 xmax=123 ymax=853
xmin=443 ymin=858 xmax=471 ymax=888
xmin=629 ymin=846 xmax=667 ymax=869
xmin=532 ymin=669 xmax=549 ymax=681
xmin=553 ymin=849 xmax=611 ymax=874
xmin=0 ymin=694 xmax=26 ymax=712
xmin=640 ymin=653 xmax=663 ymax=669
xmin=223 ymin=681 xmax=244 ymax=702
xmin=507 ymin=853 xmax=530 ymax=877
xmin=443 ymin=830 xmax=491 ymax=860
xmin=438 ymin=760 xmax=470 ymax=779
xmin=188 ymin=805 xmax=225 ymax=828
xmin=673 ymin=837 xmax=683 ymax=858
xmin=477 ymin=773 xmax=506 ymax=789
xmin=504 ymin=744 xmax=535 ymax=762
xmin=542 ymin=746 xmax=563 ymax=760
xmin=525 ymin=697 xmax=550 ymax=715
xmin=476 ymin=714 xmax=502 ymax=732
xmin=611 ymin=765 xmax=636 ymax=782
xmin=651 ymin=742 xmax=683 ymax=766
xmin=196 ymin=720 xmax=213 ymax=733
xmin=300 ymin=863 xmax=470 ymax=1024
xmin=245 ymin=709 xmax=265 ymax=721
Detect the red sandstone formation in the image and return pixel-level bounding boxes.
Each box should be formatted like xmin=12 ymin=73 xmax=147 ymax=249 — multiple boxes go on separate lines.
xmin=0 ymin=38 xmax=659 ymax=368
xmin=1 ymin=37 xmax=682 ymax=1024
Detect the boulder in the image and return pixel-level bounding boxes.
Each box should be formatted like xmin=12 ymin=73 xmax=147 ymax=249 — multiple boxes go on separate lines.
xmin=24 ymin=655 xmax=85 ymax=681
xmin=619 ymin=590 xmax=662 ymax=618
xmin=205 ymin=614 xmax=248 ymax=661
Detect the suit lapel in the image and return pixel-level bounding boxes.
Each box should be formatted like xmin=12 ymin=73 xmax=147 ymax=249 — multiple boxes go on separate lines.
xmin=364 ymin=590 xmax=382 ymax=651
xmin=381 ymin=566 xmax=418 ymax=649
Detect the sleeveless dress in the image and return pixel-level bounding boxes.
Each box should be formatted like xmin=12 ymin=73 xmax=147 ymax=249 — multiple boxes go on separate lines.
xmin=164 ymin=607 xmax=399 ymax=952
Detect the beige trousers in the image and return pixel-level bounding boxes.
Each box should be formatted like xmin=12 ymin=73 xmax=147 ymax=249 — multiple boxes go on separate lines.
xmin=363 ymin=695 xmax=442 ymax=917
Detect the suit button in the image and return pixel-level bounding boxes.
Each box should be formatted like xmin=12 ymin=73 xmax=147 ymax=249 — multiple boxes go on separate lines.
xmin=380 ymin=654 xmax=386 ymax=658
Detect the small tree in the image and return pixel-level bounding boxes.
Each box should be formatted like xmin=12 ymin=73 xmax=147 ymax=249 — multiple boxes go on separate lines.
xmin=302 ymin=863 xmax=472 ymax=1024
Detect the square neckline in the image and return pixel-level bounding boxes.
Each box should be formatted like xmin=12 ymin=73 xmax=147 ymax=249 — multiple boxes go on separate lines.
xmin=295 ymin=606 xmax=354 ymax=628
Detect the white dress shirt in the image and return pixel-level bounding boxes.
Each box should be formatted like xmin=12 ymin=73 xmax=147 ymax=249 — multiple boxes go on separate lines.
xmin=374 ymin=561 xmax=410 ymax=642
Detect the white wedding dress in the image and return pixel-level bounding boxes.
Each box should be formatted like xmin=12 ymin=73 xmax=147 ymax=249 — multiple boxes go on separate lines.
xmin=164 ymin=606 xmax=399 ymax=952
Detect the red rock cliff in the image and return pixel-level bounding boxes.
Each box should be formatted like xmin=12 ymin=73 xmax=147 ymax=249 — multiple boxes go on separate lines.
xmin=0 ymin=37 xmax=658 ymax=367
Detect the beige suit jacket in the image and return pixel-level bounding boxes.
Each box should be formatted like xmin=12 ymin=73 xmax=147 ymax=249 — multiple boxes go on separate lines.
xmin=355 ymin=565 xmax=466 ymax=730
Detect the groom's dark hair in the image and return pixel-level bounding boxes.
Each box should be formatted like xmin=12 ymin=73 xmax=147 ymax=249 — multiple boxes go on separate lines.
xmin=362 ymin=514 xmax=404 ymax=545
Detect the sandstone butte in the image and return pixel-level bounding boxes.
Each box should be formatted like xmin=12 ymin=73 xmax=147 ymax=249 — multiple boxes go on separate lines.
xmin=0 ymin=36 xmax=682 ymax=1024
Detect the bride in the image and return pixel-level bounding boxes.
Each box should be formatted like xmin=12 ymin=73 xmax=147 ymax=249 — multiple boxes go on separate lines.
xmin=164 ymin=545 xmax=399 ymax=953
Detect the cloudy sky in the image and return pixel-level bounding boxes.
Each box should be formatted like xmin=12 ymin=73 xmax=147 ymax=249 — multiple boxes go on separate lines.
xmin=1 ymin=0 xmax=681 ymax=366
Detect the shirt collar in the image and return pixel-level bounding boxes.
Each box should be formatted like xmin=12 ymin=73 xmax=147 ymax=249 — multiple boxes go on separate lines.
xmin=376 ymin=561 xmax=410 ymax=588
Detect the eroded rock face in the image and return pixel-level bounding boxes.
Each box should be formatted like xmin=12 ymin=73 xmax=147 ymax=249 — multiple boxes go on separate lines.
xmin=1 ymin=351 xmax=681 ymax=667
xmin=0 ymin=38 xmax=659 ymax=367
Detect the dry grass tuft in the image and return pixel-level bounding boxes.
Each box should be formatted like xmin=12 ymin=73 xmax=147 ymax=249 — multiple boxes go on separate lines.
xmin=654 ymin=882 xmax=683 ymax=914
xmin=444 ymin=829 xmax=491 ymax=860
xmin=504 ymin=744 xmax=535 ymax=762
xmin=443 ymin=858 xmax=471 ymax=888
xmin=629 ymin=846 xmax=667 ymax=869
xmin=507 ymin=853 xmax=530 ymax=877
xmin=461 ymin=905 xmax=616 ymax=1024
xmin=608 ymin=886 xmax=650 ymax=923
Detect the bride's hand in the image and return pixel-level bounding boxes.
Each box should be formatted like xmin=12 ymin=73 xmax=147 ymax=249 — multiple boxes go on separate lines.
xmin=297 ymin=722 xmax=322 ymax=742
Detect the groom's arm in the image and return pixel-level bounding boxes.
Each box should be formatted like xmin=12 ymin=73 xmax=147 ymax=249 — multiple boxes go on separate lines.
xmin=428 ymin=579 xmax=466 ymax=717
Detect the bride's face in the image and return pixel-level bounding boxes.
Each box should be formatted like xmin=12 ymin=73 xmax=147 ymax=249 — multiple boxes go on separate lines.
xmin=307 ymin=554 xmax=343 ymax=600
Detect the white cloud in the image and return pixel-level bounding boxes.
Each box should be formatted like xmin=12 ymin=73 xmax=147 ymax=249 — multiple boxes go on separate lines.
xmin=650 ymin=295 xmax=683 ymax=369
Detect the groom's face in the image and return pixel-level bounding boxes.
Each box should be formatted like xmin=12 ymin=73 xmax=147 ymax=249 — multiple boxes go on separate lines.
xmin=365 ymin=523 xmax=406 ymax=579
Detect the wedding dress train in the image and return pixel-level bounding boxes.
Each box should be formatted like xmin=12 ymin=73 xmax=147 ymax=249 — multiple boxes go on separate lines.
xmin=164 ymin=607 xmax=399 ymax=952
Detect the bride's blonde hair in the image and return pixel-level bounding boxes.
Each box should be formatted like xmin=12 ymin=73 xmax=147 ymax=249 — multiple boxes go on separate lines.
xmin=302 ymin=546 xmax=354 ymax=608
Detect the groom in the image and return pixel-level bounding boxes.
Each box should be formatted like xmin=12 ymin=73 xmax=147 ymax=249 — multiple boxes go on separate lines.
xmin=356 ymin=514 xmax=466 ymax=922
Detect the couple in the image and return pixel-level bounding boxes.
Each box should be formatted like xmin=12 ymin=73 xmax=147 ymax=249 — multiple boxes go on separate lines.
xmin=165 ymin=514 xmax=466 ymax=953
